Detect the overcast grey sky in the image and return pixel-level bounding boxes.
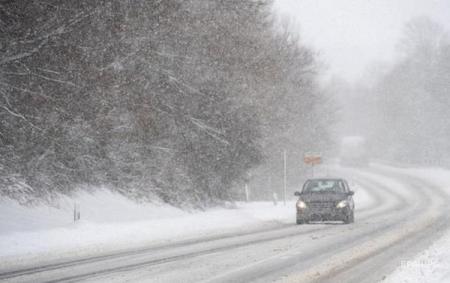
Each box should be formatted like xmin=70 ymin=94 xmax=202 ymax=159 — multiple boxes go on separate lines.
xmin=273 ymin=0 xmax=450 ymax=83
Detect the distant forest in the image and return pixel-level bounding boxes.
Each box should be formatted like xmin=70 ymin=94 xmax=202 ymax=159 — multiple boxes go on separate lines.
xmin=0 ymin=1 xmax=334 ymax=206
xmin=334 ymin=17 xmax=450 ymax=167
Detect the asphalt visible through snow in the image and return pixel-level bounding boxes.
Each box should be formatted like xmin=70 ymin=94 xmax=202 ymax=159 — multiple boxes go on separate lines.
xmin=1 ymin=165 xmax=449 ymax=283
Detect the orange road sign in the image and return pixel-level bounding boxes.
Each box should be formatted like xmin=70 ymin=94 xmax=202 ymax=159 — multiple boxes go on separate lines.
xmin=304 ymin=154 xmax=321 ymax=165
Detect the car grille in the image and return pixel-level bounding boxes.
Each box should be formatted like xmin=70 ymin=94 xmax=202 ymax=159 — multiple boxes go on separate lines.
xmin=307 ymin=201 xmax=335 ymax=210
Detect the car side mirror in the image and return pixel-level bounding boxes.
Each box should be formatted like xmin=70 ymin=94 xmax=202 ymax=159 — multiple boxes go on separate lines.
xmin=294 ymin=191 xmax=301 ymax=196
xmin=348 ymin=191 xmax=354 ymax=196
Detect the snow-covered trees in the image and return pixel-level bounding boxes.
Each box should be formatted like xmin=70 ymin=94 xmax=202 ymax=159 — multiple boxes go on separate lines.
xmin=361 ymin=18 xmax=450 ymax=165
xmin=0 ymin=1 xmax=333 ymax=205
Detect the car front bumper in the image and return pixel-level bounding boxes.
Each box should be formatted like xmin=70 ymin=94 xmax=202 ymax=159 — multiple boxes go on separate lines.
xmin=297 ymin=207 xmax=351 ymax=221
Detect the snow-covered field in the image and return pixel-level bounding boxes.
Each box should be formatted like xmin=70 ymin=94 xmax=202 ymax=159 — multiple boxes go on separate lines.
xmin=0 ymin=189 xmax=300 ymax=268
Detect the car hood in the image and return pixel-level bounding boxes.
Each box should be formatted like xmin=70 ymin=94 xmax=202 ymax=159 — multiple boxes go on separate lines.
xmin=300 ymin=193 xmax=347 ymax=202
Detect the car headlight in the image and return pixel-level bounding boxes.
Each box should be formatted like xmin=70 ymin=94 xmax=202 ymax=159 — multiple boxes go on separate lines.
xmin=296 ymin=201 xmax=307 ymax=209
xmin=336 ymin=200 xmax=348 ymax=208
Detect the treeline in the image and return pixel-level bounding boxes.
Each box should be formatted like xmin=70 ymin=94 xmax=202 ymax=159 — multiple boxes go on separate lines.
xmin=371 ymin=18 xmax=450 ymax=165
xmin=0 ymin=1 xmax=332 ymax=206
xmin=345 ymin=17 xmax=450 ymax=166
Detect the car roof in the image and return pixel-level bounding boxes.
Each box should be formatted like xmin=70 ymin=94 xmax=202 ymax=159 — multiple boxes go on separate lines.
xmin=305 ymin=178 xmax=346 ymax=182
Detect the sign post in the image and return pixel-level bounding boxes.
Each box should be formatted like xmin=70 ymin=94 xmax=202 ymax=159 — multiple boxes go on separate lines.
xmin=283 ymin=149 xmax=287 ymax=206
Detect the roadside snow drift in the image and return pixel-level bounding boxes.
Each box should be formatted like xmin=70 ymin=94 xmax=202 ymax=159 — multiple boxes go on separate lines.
xmin=0 ymin=189 xmax=299 ymax=268
xmin=384 ymin=230 xmax=450 ymax=283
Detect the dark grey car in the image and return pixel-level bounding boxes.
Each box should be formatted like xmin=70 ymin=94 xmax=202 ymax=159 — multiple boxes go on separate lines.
xmin=295 ymin=178 xmax=355 ymax=224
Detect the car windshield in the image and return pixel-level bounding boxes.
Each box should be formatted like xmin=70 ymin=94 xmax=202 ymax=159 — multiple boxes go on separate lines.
xmin=303 ymin=180 xmax=345 ymax=193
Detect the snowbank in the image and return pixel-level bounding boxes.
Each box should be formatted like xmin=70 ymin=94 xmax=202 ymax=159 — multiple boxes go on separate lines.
xmin=384 ymin=230 xmax=450 ymax=283
xmin=0 ymin=189 xmax=297 ymax=268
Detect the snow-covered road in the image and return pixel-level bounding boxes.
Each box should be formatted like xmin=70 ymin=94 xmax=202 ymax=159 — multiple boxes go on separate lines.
xmin=1 ymin=164 xmax=450 ymax=282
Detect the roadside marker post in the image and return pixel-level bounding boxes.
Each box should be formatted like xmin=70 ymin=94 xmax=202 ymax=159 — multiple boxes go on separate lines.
xmin=74 ymin=203 xmax=81 ymax=222
xmin=244 ymin=183 xmax=249 ymax=202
